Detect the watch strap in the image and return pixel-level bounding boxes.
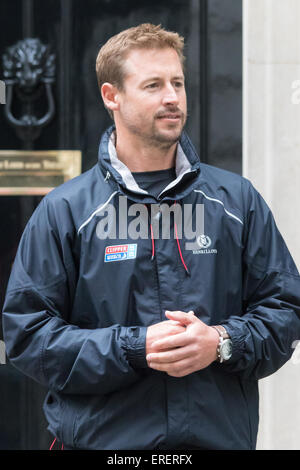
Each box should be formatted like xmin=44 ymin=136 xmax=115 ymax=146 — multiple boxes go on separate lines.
xmin=212 ymin=325 xmax=230 ymax=363
xmin=211 ymin=325 xmax=230 ymax=339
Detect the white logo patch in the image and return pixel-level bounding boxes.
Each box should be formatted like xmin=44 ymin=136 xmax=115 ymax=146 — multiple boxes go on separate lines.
xmin=193 ymin=234 xmax=217 ymax=255
xmin=197 ymin=234 xmax=212 ymax=248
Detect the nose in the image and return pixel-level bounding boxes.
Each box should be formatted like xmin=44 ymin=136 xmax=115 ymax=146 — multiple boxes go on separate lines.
xmin=162 ymin=83 xmax=179 ymax=106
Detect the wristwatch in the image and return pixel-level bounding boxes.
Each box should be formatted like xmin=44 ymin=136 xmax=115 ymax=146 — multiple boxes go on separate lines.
xmin=212 ymin=325 xmax=233 ymax=363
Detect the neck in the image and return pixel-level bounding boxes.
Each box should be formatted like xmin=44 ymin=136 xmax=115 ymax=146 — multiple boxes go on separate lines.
xmin=114 ymin=129 xmax=177 ymax=172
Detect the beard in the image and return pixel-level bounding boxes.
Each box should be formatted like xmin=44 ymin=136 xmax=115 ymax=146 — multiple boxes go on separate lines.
xmin=122 ymin=107 xmax=187 ymax=150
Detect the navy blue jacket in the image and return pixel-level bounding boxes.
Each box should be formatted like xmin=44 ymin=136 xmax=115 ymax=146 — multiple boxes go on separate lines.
xmin=2 ymin=126 xmax=300 ymax=450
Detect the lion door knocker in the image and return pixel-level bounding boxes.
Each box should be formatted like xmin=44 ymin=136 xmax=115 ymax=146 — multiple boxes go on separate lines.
xmin=2 ymin=38 xmax=56 ymax=146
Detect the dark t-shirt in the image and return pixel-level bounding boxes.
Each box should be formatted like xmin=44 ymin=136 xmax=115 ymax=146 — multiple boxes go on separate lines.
xmin=132 ymin=167 xmax=176 ymax=198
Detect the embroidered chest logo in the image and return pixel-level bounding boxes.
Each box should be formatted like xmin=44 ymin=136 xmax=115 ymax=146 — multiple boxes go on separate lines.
xmin=104 ymin=244 xmax=137 ymax=262
xmin=197 ymin=234 xmax=211 ymax=248
xmin=192 ymin=234 xmax=217 ymax=255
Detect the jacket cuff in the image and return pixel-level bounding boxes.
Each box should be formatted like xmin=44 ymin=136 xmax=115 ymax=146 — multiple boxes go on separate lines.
xmin=125 ymin=326 xmax=148 ymax=369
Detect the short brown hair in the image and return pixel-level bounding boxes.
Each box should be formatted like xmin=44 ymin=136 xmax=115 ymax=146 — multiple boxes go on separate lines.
xmin=96 ymin=23 xmax=185 ymax=93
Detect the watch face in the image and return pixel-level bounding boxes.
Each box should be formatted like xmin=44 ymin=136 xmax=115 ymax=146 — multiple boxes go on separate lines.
xmin=220 ymin=339 xmax=232 ymax=361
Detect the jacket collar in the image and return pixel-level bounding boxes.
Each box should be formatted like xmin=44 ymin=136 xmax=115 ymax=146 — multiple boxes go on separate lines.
xmin=98 ymin=125 xmax=201 ymax=201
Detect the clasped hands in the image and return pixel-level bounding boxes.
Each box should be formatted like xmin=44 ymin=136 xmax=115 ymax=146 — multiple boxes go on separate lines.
xmin=145 ymin=310 xmax=219 ymax=377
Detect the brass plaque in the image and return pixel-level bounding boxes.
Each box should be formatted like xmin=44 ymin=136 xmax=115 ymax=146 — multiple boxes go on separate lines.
xmin=0 ymin=150 xmax=81 ymax=195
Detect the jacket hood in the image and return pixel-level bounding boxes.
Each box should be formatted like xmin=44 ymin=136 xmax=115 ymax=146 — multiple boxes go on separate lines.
xmin=97 ymin=125 xmax=201 ymax=203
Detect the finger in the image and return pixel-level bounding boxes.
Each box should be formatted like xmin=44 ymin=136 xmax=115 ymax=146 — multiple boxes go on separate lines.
xmin=165 ymin=310 xmax=196 ymax=325
xmin=148 ymin=357 xmax=193 ymax=375
xmin=168 ymin=320 xmax=184 ymax=326
xmin=147 ymin=345 xmax=192 ymax=364
xmin=151 ymin=331 xmax=189 ymax=350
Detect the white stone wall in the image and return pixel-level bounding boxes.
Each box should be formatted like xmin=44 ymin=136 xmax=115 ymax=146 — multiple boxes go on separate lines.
xmin=243 ymin=0 xmax=300 ymax=449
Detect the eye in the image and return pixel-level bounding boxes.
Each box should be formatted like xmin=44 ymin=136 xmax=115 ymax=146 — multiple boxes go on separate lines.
xmin=174 ymin=81 xmax=184 ymax=88
xmin=145 ymin=83 xmax=159 ymax=89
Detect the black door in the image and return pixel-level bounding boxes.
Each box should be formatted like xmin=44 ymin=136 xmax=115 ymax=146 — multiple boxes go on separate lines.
xmin=0 ymin=0 xmax=242 ymax=449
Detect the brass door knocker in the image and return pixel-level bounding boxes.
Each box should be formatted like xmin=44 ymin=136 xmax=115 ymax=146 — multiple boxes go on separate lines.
xmin=2 ymin=38 xmax=56 ymax=146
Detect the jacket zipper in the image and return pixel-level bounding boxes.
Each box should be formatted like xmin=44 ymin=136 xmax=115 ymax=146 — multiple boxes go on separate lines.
xmin=151 ymin=235 xmax=169 ymax=446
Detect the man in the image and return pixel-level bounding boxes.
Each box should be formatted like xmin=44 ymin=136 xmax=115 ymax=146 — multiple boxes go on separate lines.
xmin=2 ymin=24 xmax=300 ymax=450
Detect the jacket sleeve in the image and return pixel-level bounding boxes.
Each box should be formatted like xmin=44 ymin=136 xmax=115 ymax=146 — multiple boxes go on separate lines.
xmin=221 ymin=180 xmax=300 ymax=380
xmin=2 ymin=196 xmax=148 ymax=395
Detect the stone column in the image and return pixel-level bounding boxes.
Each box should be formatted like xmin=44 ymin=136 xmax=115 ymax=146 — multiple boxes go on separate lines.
xmin=243 ymin=0 xmax=300 ymax=449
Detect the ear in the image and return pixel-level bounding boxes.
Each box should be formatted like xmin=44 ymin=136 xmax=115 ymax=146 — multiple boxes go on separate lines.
xmin=101 ymin=82 xmax=120 ymax=114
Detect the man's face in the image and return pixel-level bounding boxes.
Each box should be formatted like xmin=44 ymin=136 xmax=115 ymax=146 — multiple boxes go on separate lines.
xmin=115 ymin=47 xmax=187 ymax=148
